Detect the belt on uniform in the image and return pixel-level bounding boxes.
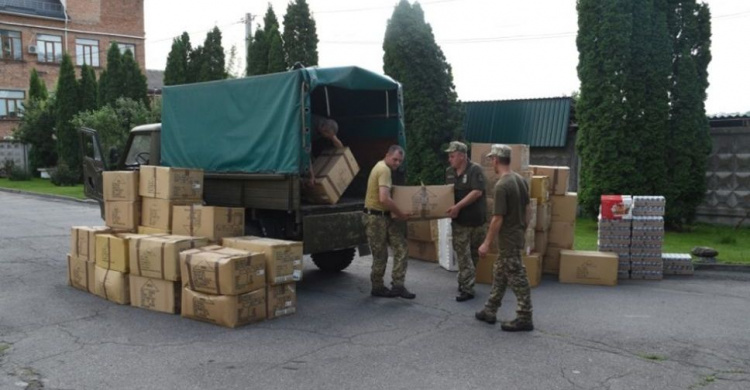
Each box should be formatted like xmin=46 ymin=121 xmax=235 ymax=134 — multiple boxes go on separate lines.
xmin=364 ymin=208 xmax=390 ymax=216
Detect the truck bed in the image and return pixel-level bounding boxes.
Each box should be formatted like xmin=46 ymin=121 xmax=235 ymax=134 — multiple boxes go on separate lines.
xmin=301 ymin=197 xmax=364 ymax=216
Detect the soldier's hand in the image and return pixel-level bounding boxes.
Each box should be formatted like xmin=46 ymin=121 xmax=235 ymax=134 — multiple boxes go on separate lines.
xmin=478 ymin=243 xmax=489 ymax=258
xmin=446 ymin=205 xmax=459 ymax=219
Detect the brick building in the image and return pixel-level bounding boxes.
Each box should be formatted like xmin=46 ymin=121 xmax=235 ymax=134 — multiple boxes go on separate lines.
xmin=0 ymin=0 xmax=145 ymax=139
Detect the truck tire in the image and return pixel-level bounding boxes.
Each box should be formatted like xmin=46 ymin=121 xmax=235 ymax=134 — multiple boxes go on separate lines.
xmin=311 ymin=248 xmax=356 ymax=272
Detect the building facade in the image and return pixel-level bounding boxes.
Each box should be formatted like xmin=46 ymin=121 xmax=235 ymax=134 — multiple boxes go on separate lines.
xmin=0 ymin=0 xmax=145 ymax=138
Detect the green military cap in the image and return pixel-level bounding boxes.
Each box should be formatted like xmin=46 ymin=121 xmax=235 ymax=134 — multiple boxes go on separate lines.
xmin=486 ymin=144 xmax=512 ymax=158
xmin=444 ymin=141 xmax=468 ymax=153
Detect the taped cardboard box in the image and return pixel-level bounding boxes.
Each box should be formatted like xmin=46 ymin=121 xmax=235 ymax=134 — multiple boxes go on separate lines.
xmin=137 ymin=225 xmax=170 ymax=235
xmin=129 ymin=275 xmax=181 ymax=314
xmin=547 ymin=221 xmax=575 ymax=249
xmin=222 ymin=236 xmax=303 ymax=284
xmin=141 ymin=198 xmax=193 ymax=231
xmin=130 ymin=235 xmax=209 ymax=281
xmin=543 ymin=246 xmax=565 ymax=275
xmin=139 ymin=165 xmax=204 ymax=200
xmin=530 ymin=176 xmax=550 ymax=203
xmin=68 ymin=254 xmax=95 ymax=293
xmin=534 ymin=230 xmax=548 ymax=256
xmin=103 ymin=171 xmax=139 ymax=201
xmin=181 ymin=287 xmax=266 ymax=328
xmin=70 ymin=226 xmax=111 ymax=261
xmin=559 ymin=250 xmax=618 ymax=286
xmin=519 ymin=169 xmax=533 ymax=194
xmin=530 ymin=166 xmax=570 ymax=196
xmin=392 ymin=184 xmax=454 ymax=220
xmin=407 ymin=239 xmax=439 ymax=262
xmin=96 ymin=233 xmax=144 ymax=273
xmin=104 ymin=201 xmax=140 ymax=231
xmin=524 ymin=253 xmax=542 ymax=288
xmin=407 ymin=220 xmax=439 ymax=242
xmin=305 ymin=147 xmax=360 ymax=205
xmin=180 ymin=246 xmax=266 ymax=295
xmin=94 ymin=266 xmax=130 ymax=304
xmin=536 ymin=202 xmax=552 ymax=232
xmin=172 ymin=205 xmax=245 ymax=243
xmin=470 ymin=143 xmax=529 ymax=172
xmin=476 ymin=251 xmax=542 ymax=288
xmin=267 ymin=283 xmax=296 ymax=320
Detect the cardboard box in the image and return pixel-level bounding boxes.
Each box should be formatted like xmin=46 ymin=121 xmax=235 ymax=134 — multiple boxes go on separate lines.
xmin=305 ymin=147 xmax=360 ymax=205
xmin=222 ymin=237 xmax=303 ymax=284
xmin=530 ymin=166 xmax=570 ymax=195
xmin=519 ymin=169 xmax=534 ymax=194
xmin=172 ymin=205 xmax=245 ymax=242
xmin=550 ymin=193 xmax=578 ymax=223
xmin=476 ymin=251 xmax=541 ymax=288
xmin=470 ymin=143 xmax=529 ymax=172
xmin=407 ymin=239 xmax=439 ymax=262
xmin=534 ymin=230 xmax=548 ymax=256
xmin=559 ymin=250 xmax=618 ymax=286
xmin=536 ymin=202 xmax=551 ymax=232
xmin=180 ymin=246 xmax=266 ymax=295
xmin=129 ymin=275 xmax=181 ymax=314
xmin=94 ymin=266 xmax=130 ymax=304
xmin=524 ymin=228 xmax=535 ymax=255
xmin=139 ymin=165 xmax=204 ymax=200
xmin=70 ymin=226 xmax=111 ymax=261
xmin=407 ymin=220 xmax=438 ymax=242
xmin=181 ymin=287 xmax=266 ymax=328
xmin=267 ymin=283 xmax=296 ymax=319
xmin=527 ymin=199 xmax=538 ymax=230
xmin=530 ymin=176 xmax=550 ymax=203
xmin=137 ymin=225 xmax=170 ymax=235
xmin=103 ymin=171 xmax=139 ymax=201
xmin=543 ymin=246 xmax=565 ymax=275
xmin=67 ymin=254 xmax=95 ymax=293
xmin=141 ymin=198 xmax=192 ymax=231
xmin=130 ymin=235 xmax=209 ymax=281
xmin=392 ymin=184 xmax=455 ymax=220
xmin=105 ymin=201 xmax=140 ymax=231
xmin=547 ymin=221 xmax=575 ymax=249
xmin=601 ymin=195 xmax=633 ymax=220
xmin=96 ymin=233 xmax=143 ymax=273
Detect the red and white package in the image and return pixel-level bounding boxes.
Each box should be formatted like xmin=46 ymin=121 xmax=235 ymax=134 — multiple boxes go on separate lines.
xmin=600 ymin=195 xmax=633 ymax=220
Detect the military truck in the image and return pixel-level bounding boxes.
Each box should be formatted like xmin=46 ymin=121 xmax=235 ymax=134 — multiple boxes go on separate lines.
xmin=79 ymin=66 xmax=406 ymax=272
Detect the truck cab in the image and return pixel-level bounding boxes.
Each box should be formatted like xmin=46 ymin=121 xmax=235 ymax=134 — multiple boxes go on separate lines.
xmin=80 ymin=66 xmax=406 ymax=272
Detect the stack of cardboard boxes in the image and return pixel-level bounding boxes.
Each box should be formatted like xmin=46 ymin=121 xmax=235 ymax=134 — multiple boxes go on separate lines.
xmin=68 ymin=226 xmax=110 ymax=294
xmin=529 ymin=166 xmax=576 ymax=276
xmin=630 ymin=196 xmax=666 ymax=280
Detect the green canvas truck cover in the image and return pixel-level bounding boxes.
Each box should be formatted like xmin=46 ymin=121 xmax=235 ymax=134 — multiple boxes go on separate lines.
xmin=161 ymin=66 xmax=404 ymax=174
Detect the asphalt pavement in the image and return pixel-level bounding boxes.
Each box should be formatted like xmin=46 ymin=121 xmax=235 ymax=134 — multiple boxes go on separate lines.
xmin=1 ymin=191 xmax=749 ymax=390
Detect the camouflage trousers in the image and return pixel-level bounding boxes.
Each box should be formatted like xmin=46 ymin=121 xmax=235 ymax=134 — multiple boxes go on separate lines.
xmin=484 ymin=248 xmax=533 ymax=318
xmin=363 ymin=214 xmax=409 ymax=287
xmin=452 ymin=222 xmax=487 ymax=295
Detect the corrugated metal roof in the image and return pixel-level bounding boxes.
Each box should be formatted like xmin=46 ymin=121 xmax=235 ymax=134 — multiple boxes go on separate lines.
xmin=463 ymin=97 xmax=572 ymax=147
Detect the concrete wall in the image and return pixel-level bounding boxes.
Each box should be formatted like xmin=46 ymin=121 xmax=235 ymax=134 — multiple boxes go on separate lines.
xmin=0 ymin=140 xmax=30 ymax=176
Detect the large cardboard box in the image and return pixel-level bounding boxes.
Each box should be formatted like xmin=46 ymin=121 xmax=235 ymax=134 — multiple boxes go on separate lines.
xmin=103 ymin=171 xmax=139 ymax=201
xmin=524 ymin=253 xmax=542 ymax=288
xmin=180 ymin=246 xmax=266 ymax=295
xmin=407 ymin=239 xmax=438 ymax=262
xmin=130 ymin=235 xmax=209 ymax=281
xmin=547 ymin=221 xmax=575 ymax=249
xmin=267 ymin=283 xmax=296 ymax=319
xmin=137 ymin=225 xmax=170 ymax=235
xmin=392 ymin=184 xmax=454 ymax=220
xmin=407 ymin=220 xmax=438 ymax=242
xmin=104 ymin=201 xmax=140 ymax=231
xmin=139 ymin=165 xmax=204 ymax=201
xmin=181 ymin=287 xmax=266 ymax=328
xmin=96 ymin=233 xmax=143 ymax=273
xmin=476 ymin=251 xmax=541 ymax=288
xmin=530 ymin=166 xmax=570 ymax=196
xmin=471 ymin=143 xmax=530 ymax=172
xmin=129 ymin=275 xmax=181 ymax=314
xmin=172 ymin=205 xmax=245 ymax=242
xmin=222 ymin=236 xmax=303 ymax=284
xmin=70 ymin=226 xmax=111 ymax=261
xmin=536 ymin=202 xmax=552 ymax=232
xmin=476 ymin=253 xmax=496 ymax=285
xmin=67 ymin=254 xmax=95 ymax=293
xmin=559 ymin=250 xmax=618 ymax=286
xmin=305 ymin=147 xmax=360 ymax=205
xmin=550 ymin=193 xmax=578 ymax=223
xmin=141 ymin=198 xmax=192 ymax=231
xmin=530 ymin=176 xmax=550 ymax=203
xmin=543 ymin=246 xmax=565 ymax=275
xmin=534 ymin=231 xmax=548 ymax=256
xmin=94 ymin=266 xmax=130 ymax=304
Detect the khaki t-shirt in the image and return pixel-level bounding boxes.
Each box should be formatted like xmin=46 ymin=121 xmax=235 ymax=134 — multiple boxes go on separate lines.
xmin=493 ymin=172 xmax=530 ymax=251
xmin=365 ymin=160 xmax=392 ymax=211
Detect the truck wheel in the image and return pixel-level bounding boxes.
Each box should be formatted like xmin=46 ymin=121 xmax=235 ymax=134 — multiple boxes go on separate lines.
xmin=311 ymin=248 xmax=356 ymax=272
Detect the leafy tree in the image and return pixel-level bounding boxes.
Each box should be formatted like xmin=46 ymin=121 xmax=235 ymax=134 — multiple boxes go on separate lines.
xmin=14 ymin=97 xmax=57 ymax=173
xmin=383 ymin=0 xmax=463 ymax=184
xmin=79 ymin=64 xmax=98 ymax=112
xmin=198 ymin=26 xmax=227 ymax=81
xmin=283 ymin=0 xmax=318 ymax=67
xmin=187 ymin=45 xmax=204 ymax=83
xmin=246 ymin=28 xmax=268 ymax=76
xmin=267 ymin=31 xmax=286 ymax=73
xmin=247 ymin=5 xmax=285 ymax=75
xmin=28 ymin=68 xmax=48 ymax=102
xmin=225 ymin=44 xmax=241 ymax=78
xmin=101 ymin=43 xmax=123 ymax=106
xmin=164 ymin=32 xmax=192 ymax=86
xmin=121 ymin=50 xmax=149 ymax=105
xmin=55 ymin=53 xmax=81 ymax=179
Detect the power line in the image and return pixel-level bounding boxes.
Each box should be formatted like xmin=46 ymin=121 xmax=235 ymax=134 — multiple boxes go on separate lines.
xmin=314 ymin=0 xmax=466 ymax=14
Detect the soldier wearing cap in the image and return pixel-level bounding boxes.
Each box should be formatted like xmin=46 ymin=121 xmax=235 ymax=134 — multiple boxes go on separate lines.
xmin=444 ymin=141 xmax=487 ymax=302
xmin=363 ymin=145 xmax=416 ymax=299
xmin=475 ymin=144 xmax=534 ymax=331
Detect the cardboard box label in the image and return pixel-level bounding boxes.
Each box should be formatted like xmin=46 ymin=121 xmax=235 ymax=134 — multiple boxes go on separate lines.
xmin=181 ymin=287 xmax=266 ymax=328
xmin=142 ymin=198 xmax=190 ymax=231
xmin=222 ymin=237 xmax=303 ymax=284
xmin=103 ymin=171 xmax=139 ymax=201
xmin=267 ymin=283 xmax=297 ymax=319
xmin=392 ymin=184 xmax=455 ymax=220
xmin=105 ymin=201 xmax=140 ymax=231
xmin=129 ymin=275 xmax=181 ymax=314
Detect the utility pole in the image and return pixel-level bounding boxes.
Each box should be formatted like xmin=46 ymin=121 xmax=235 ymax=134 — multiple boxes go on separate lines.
xmin=244 ymin=13 xmax=256 ymax=43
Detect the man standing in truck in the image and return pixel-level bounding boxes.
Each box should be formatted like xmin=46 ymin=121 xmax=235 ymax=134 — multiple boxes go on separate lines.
xmin=476 ymin=144 xmax=534 ymax=332
xmin=363 ymin=145 xmax=416 ymax=299
xmin=445 ymin=141 xmax=487 ymax=302
xmin=307 ymin=115 xmax=344 ymax=187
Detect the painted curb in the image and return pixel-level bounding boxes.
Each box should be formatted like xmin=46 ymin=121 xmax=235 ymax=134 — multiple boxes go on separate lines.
xmin=0 ymin=187 xmax=97 ymax=205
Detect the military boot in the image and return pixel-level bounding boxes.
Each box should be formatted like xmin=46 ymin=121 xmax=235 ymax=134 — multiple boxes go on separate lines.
xmin=391 ymin=285 xmax=416 ymax=299
xmin=371 ymin=285 xmax=396 ymax=298
xmin=474 ymin=309 xmax=497 ymax=324
xmin=500 ymin=312 xmax=534 ymax=332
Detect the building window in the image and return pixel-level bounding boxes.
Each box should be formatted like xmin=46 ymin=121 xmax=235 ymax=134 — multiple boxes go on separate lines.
xmin=1 ymin=30 xmax=22 ymax=61
xmin=76 ymin=38 xmax=100 ymax=67
xmin=117 ymin=43 xmax=136 ymax=57
xmin=0 ymin=90 xmax=25 ymax=119
xmin=37 ymin=34 xmax=62 ymax=63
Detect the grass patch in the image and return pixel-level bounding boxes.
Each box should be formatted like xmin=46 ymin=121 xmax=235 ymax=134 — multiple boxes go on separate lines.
xmin=0 ymin=177 xmax=85 ymax=200
xmin=575 ymin=218 xmax=750 ymax=265
xmin=637 ymin=353 xmax=667 ymax=361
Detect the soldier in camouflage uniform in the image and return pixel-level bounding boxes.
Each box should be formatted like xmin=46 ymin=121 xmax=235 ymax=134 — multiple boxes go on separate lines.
xmin=476 ymin=144 xmax=534 ymax=331
xmin=363 ymin=145 xmax=415 ymax=299
xmin=445 ymin=141 xmax=487 ymax=302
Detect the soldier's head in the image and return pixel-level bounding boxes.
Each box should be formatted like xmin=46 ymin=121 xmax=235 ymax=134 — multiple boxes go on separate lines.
xmin=486 ymin=144 xmax=512 ymax=169
xmin=385 ymin=145 xmax=405 ymax=170
xmin=317 ymin=118 xmax=339 ymax=138
xmin=444 ymin=141 xmax=468 ymax=170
